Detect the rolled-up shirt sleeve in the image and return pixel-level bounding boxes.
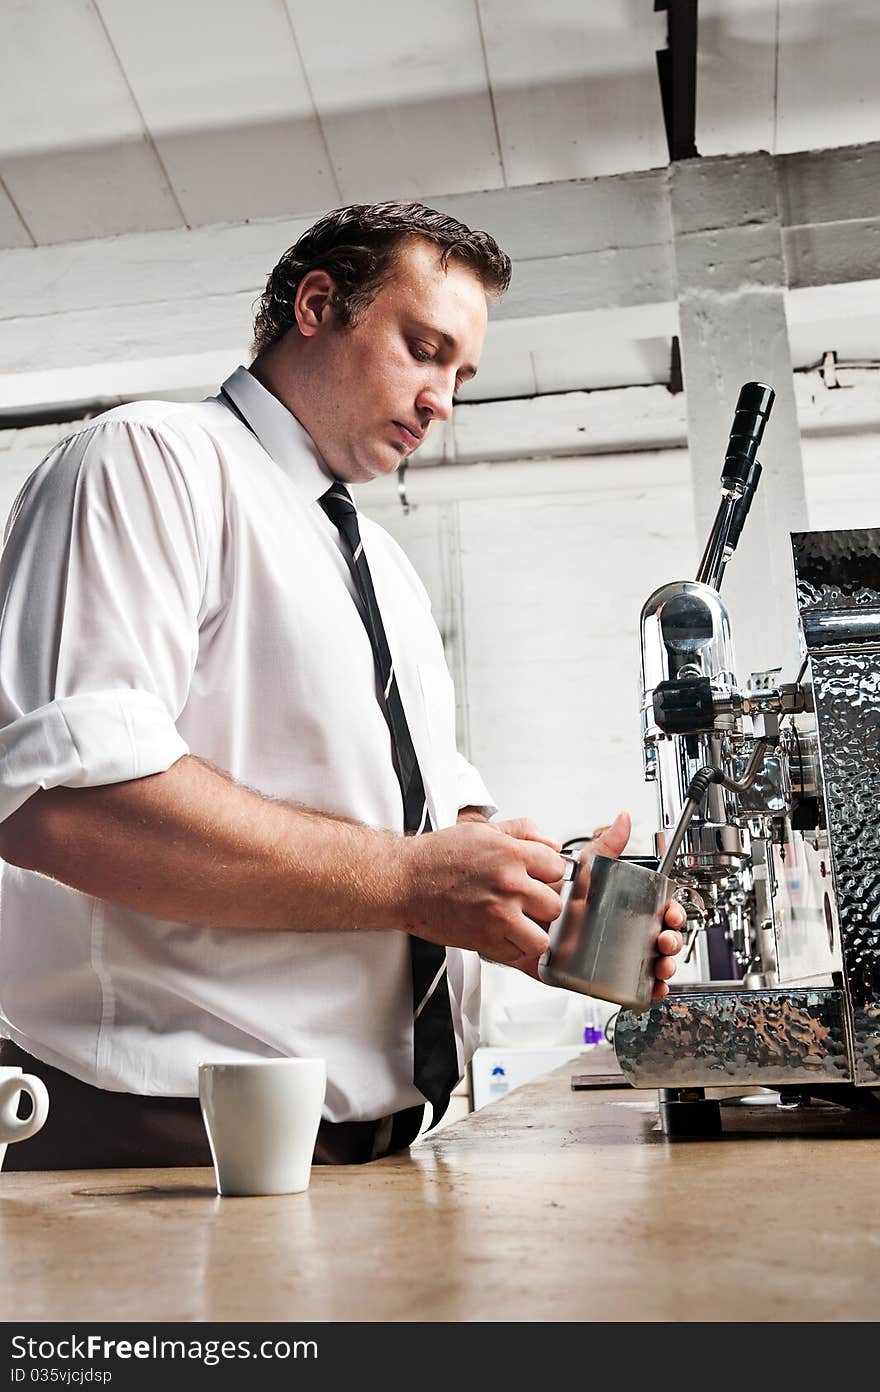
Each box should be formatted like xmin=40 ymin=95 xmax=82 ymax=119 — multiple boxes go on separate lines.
xmin=0 ymin=420 xmax=205 ymax=822
xmin=455 ymin=751 xmax=497 ymax=819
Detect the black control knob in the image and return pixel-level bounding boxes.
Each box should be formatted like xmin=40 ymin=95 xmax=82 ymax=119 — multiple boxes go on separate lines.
xmin=652 ymin=676 xmax=716 ymax=734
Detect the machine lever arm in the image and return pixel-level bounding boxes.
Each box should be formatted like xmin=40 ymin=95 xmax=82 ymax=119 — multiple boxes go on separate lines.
xmin=695 ymin=382 xmax=775 ymax=592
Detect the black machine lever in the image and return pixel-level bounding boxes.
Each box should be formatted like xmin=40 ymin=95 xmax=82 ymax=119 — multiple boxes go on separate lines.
xmin=724 ymin=459 xmax=762 ymax=555
xmin=695 ymin=381 xmax=775 ymax=592
xmin=722 ymin=382 xmax=775 ymax=488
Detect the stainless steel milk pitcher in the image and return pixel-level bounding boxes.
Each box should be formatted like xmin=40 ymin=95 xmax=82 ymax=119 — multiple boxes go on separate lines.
xmin=538 ymin=852 xmax=687 ymax=1014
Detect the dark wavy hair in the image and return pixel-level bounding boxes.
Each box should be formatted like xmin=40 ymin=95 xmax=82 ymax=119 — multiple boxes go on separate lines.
xmin=252 ymin=201 xmax=511 ymax=356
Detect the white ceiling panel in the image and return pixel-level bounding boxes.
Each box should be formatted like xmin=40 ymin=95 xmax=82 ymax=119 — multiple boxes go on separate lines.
xmin=96 ymin=0 xmax=339 ymax=226
xmin=1 ymin=0 xmax=878 ymax=250
xmin=696 ymin=0 xmax=777 ymax=157
xmin=0 ymin=0 xmax=181 ymax=243
xmin=1 ymin=141 xmax=184 ymax=247
xmin=479 ymin=0 xmax=668 ymax=185
xmin=284 ymin=0 xmax=503 ymax=202
xmin=777 ymin=0 xmax=880 ymax=153
xmin=0 ymin=181 xmax=33 ymax=248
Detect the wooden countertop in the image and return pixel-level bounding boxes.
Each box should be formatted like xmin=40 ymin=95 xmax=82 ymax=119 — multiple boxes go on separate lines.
xmin=4 ymin=1049 xmax=879 ymax=1322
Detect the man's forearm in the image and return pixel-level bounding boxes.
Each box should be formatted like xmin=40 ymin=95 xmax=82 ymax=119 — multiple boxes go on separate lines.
xmin=0 ymin=756 xmax=409 ymax=933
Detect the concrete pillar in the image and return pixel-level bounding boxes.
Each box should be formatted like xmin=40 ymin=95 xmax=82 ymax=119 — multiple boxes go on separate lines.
xmin=671 ymin=152 xmax=808 ymax=680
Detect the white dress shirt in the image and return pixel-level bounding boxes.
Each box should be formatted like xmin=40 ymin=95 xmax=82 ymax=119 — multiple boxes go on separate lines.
xmin=0 ymin=367 xmax=495 ymax=1121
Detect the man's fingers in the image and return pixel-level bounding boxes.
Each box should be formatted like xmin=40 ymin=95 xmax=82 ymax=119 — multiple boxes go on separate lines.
xmin=521 ymin=881 xmax=564 ymax=924
xmin=494 ymin=817 xmax=561 ymax=850
xmin=658 ymin=927 xmax=684 ymax=956
xmin=485 ymin=920 xmax=550 ymax=965
xmin=663 ymin=901 xmax=687 ymax=930
xmin=655 ymin=955 xmax=677 ymax=982
xmin=586 ymin=811 xmax=631 ymax=860
xmin=519 ymin=839 xmax=567 ymax=885
xmin=505 ymin=919 xmax=550 ymax=960
xmin=508 ymin=954 xmax=542 ymax=980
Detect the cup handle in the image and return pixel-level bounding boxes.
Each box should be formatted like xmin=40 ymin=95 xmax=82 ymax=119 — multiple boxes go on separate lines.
xmin=0 ymin=1073 xmax=49 ymax=1144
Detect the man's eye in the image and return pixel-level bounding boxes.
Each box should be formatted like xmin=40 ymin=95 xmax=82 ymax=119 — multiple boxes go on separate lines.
xmin=411 ymin=344 xmax=434 ymax=362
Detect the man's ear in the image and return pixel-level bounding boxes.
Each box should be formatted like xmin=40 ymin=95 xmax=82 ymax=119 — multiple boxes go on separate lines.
xmin=294 ymin=269 xmax=338 ymax=339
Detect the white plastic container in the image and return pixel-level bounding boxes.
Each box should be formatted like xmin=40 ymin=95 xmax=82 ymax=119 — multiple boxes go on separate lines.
xmin=470 ymin=1044 xmax=585 ymax=1110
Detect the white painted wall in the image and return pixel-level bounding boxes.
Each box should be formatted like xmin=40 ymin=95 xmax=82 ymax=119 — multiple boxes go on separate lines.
xmin=364 ymin=453 xmax=694 ymax=851
xmin=802 ymin=432 xmax=880 ymax=531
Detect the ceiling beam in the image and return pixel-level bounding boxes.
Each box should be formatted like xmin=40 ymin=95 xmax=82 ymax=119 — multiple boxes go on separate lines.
xmin=1 ymin=140 xmax=878 ymax=414
xmin=5 ymin=366 xmax=878 ymax=472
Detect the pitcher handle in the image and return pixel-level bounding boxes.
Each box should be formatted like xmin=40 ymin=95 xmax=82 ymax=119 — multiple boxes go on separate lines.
xmin=559 ymin=853 xmax=580 ymax=883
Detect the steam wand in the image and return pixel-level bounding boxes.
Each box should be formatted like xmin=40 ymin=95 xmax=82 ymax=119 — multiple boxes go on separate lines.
xmin=657 ymin=738 xmax=771 ymax=879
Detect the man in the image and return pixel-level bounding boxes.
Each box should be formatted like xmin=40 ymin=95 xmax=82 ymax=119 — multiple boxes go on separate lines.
xmin=0 ymin=203 xmax=683 ymax=1167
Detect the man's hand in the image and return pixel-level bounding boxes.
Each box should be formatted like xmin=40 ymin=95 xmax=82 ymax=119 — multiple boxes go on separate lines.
xmin=396 ymin=817 xmax=566 ymax=965
xmin=485 ymin=811 xmax=685 ymax=998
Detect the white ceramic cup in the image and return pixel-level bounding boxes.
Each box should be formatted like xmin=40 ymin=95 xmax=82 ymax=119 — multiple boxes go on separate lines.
xmin=0 ymin=1066 xmax=50 ymax=1169
xmin=198 ymin=1058 xmax=327 ymax=1197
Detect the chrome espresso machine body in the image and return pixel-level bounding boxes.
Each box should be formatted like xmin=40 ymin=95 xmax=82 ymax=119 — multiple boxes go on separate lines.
xmin=613 ymin=382 xmax=880 ymax=1134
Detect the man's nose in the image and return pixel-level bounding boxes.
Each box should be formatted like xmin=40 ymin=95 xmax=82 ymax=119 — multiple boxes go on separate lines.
xmin=416 ymin=380 xmax=455 ymax=424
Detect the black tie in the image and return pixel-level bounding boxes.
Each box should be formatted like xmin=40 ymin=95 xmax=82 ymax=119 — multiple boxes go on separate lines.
xmin=320 ymin=483 xmax=461 ymax=1126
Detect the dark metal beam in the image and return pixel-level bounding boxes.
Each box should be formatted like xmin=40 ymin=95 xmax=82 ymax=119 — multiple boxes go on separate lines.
xmin=655 ymin=0 xmax=699 ymax=162
xmin=668 ymin=335 xmax=684 ymax=395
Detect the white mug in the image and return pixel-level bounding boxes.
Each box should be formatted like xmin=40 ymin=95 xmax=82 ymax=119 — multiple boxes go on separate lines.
xmin=198 ymin=1058 xmax=326 ymax=1197
xmin=0 ymin=1066 xmax=49 ymax=1169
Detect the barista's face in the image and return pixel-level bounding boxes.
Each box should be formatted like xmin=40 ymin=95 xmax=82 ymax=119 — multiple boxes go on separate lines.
xmin=277 ymin=237 xmax=488 ymax=483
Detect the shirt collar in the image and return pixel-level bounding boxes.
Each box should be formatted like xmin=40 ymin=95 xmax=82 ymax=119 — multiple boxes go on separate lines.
xmin=218 ymin=366 xmax=336 ymax=505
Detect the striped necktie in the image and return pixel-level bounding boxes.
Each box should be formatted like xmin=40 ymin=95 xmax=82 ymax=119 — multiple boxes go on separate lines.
xmin=320 ymin=483 xmax=461 ymax=1126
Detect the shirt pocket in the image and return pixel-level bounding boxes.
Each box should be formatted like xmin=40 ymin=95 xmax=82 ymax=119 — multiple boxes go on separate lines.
xmin=416 ymin=658 xmax=459 ymax=829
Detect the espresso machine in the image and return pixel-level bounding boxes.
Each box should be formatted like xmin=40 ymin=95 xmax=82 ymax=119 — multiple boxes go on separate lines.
xmin=612 ymin=382 xmax=880 ymax=1135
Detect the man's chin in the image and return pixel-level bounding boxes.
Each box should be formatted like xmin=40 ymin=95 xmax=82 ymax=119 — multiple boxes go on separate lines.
xmin=334 ymin=438 xmax=410 ymax=484
xmin=337 ymin=462 xmax=398 ymax=486
xmin=364 ymin=449 xmax=408 ymax=482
